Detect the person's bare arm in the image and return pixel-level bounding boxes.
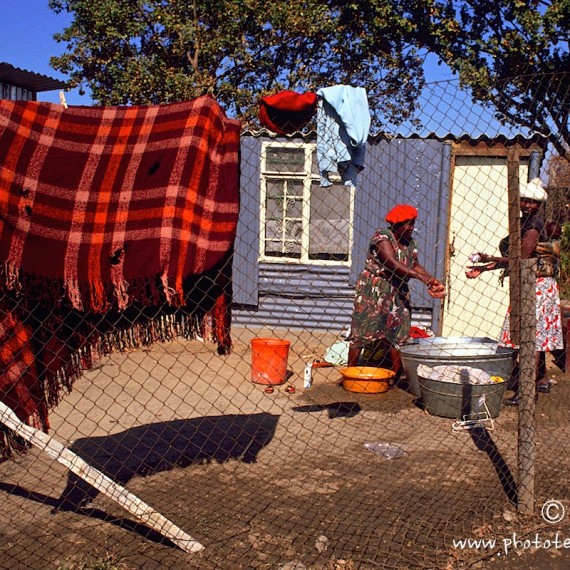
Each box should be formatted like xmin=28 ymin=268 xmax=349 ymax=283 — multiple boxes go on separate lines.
xmin=521 ymin=228 xmax=539 ymax=259
xmin=375 ymin=240 xmax=445 ymax=297
xmin=376 ymin=240 xmax=430 ymax=284
xmin=466 ymin=228 xmax=540 ymax=279
xmin=413 ymin=261 xmax=446 ymax=298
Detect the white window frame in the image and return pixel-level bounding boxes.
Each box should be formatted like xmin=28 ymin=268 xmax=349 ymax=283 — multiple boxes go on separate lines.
xmin=259 ymin=140 xmax=354 ymax=266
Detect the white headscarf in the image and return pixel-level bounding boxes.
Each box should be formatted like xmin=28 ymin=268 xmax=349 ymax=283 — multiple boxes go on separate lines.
xmin=520 ymin=178 xmax=548 ymax=202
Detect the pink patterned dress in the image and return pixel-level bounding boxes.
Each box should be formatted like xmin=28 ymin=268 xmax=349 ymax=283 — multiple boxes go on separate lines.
xmin=498 ymin=213 xmax=564 ymax=351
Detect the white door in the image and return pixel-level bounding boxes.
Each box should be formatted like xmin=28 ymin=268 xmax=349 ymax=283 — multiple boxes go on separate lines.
xmin=442 ymin=157 xmax=529 ymax=340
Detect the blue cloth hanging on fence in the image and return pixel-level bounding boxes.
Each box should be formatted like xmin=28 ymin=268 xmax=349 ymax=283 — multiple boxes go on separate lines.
xmin=316 ymin=85 xmax=371 ymax=187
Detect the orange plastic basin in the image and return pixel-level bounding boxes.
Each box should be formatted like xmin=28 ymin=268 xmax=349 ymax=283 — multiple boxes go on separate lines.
xmin=340 ymin=367 xmax=395 ymax=394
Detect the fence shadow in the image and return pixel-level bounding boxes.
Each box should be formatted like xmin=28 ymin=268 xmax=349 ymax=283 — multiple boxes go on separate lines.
xmin=469 ymin=425 xmax=518 ymax=504
xmin=54 ymin=412 xmax=279 ymax=510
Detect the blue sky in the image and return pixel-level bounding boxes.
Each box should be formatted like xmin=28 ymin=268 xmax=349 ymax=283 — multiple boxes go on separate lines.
xmin=1 ymin=0 xmax=92 ymax=105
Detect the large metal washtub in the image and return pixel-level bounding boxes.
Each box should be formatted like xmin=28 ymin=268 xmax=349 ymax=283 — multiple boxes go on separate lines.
xmin=397 ymin=337 xmax=515 ymax=397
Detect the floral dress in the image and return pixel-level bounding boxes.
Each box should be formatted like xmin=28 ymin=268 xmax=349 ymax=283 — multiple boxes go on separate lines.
xmin=349 ymin=228 xmax=417 ymax=349
xmin=498 ymin=276 xmax=564 ymax=351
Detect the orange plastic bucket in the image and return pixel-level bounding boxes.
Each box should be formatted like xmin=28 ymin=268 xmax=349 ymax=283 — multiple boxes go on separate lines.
xmin=251 ymin=338 xmax=291 ymax=385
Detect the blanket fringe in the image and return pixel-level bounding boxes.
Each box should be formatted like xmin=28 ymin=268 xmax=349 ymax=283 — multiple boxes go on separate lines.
xmin=0 ymin=270 xmax=192 ymax=316
xmin=0 ymin=425 xmax=31 ymax=461
xmin=0 ymin=302 xmax=227 ymax=462
xmin=2 ymin=262 xmax=21 ymax=294
xmin=0 ymin=408 xmax=50 ymax=462
xmin=0 ymin=251 xmax=233 ymax=461
xmin=95 ymin=312 xmax=210 ymax=355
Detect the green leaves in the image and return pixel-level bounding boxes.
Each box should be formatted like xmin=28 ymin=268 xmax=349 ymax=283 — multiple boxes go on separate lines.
xmin=429 ymin=0 xmax=570 ymax=159
xmin=48 ymin=0 xmax=429 ymax=126
xmin=48 ymin=0 xmax=570 ymax=160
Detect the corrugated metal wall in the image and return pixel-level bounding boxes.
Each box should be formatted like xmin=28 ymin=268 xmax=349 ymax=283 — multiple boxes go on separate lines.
xmin=232 ymin=134 xmax=449 ymax=333
xmin=232 ymin=263 xmax=433 ymax=332
xmin=233 ymin=136 xmax=261 ymax=306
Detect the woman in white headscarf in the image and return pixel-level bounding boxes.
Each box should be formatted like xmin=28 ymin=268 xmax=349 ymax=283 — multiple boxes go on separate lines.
xmin=466 ymin=178 xmax=564 ymax=405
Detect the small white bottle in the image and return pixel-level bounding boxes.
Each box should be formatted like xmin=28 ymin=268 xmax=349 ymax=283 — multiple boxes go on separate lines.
xmin=303 ymin=363 xmax=313 ymax=389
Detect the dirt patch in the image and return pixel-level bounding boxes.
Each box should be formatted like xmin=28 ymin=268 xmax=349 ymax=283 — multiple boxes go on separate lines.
xmin=0 ymin=328 xmax=569 ymax=569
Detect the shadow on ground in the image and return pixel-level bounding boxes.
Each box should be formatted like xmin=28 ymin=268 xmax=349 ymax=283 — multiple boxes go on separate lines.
xmin=58 ymin=412 xmax=279 ymax=509
xmin=0 ymin=412 xmax=279 ymax=549
xmin=469 ymin=425 xmax=518 ymax=504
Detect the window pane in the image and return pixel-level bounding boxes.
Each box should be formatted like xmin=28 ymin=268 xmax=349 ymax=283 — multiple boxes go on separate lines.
xmin=265 ymin=180 xmax=303 ymax=221
xmin=286 ymin=179 xmax=304 ymax=196
xmin=309 ymin=181 xmax=350 ymax=260
xmin=264 ymin=219 xmax=302 ymax=256
xmin=310 ymin=182 xmax=350 ymax=220
xmin=266 ymin=179 xmax=302 ymax=200
xmin=266 ymin=197 xmax=282 ymax=220
xmin=265 ymin=220 xmax=282 ymax=242
xmin=266 ymin=179 xmax=284 ymax=199
xmin=266 ymin=147 xmax=305 ymax=173
xmin=284 ymin=219 xmax=302 ymax=240
xmin=311 ymin=149 xmax=320 ymax=176
xmin=286 ymin=197 xmax=302 ymax=218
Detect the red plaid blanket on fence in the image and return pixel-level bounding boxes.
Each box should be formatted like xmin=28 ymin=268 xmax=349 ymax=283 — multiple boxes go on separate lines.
xmin=0 ymin=97 xmax=240 ymax=457
xmin=0 ymin=95 xmax=240 ymax=311
xmin=0 ymin=304 xmax=47 ymax=458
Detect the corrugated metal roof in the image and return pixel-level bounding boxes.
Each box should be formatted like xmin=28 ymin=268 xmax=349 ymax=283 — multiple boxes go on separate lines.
xmin=0 ymin=62 xmax=69 ymax=93
xmin=241 ymin=126 xmax=547 ymax=146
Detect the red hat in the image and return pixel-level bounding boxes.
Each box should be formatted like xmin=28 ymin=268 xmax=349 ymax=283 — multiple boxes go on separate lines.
xmin=259 ymin=90 xmax=318 ymax=135
xmin=385 ymin=204 xmax=418 ymax=224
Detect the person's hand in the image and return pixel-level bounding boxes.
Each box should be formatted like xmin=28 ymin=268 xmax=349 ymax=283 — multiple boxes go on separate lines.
xmin=427 ymin=279 xmax=446 ymax=298
xmin=466 ymin=262 xmax=496 ymax=279
xmin=470 ymin=252 xmax=490 ymax=263
xmin=466 ymin=265 xmax=486 ymax=279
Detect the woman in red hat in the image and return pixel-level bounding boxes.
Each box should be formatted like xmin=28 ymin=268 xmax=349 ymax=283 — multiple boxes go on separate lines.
xmin=347 ymin=204 xmax=446 ymax=369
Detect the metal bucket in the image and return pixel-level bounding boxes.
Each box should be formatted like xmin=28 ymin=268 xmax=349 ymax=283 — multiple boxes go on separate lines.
xmin=398 ymin=337 xmax=515 ymax=397
xmin=418 ymin=376 xmax=507 ymax=419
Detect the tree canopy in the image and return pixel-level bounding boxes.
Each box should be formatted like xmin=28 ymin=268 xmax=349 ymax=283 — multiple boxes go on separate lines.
xmin=428 ymin=0 xmax=570 ymax=160
xmin=49 ymin=0 xmax=569 ymax=156
xmin=48 ymin=0 xmax=446 ymax=127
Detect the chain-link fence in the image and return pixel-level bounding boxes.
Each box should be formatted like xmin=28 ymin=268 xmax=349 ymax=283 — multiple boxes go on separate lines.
xmin=1 ymin=75 xmax=569 ymax=570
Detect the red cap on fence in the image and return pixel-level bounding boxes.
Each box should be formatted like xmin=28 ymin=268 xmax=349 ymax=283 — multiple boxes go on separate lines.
xmin=259 ymin=90 xmax=318 ymax=135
